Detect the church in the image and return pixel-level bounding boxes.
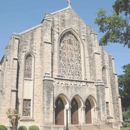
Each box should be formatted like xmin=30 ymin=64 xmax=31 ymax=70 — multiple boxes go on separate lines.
xmin=0 ymin=1 xmax=122 ymax=130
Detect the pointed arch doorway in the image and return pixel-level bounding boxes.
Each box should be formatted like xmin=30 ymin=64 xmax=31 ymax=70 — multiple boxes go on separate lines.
xmin=55 ymin=97 xmax=64 ymax=125
xmin=71 ymin=98 xmax=78 ymax=124
xmin=85 ymin=99 xmax=91 ymax=123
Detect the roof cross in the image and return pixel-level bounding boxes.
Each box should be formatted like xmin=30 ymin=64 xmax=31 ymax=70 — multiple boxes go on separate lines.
xmin=67 ymin=0 xmax=71 ymax=7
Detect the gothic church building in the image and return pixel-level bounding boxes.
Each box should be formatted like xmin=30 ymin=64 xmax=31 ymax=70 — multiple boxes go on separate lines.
xmin=0 ymin=5 xmax=122 ymax=130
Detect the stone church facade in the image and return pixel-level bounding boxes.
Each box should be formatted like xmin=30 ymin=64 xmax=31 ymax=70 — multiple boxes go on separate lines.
xmin=0 ymin=6 xmax=122 ymax=129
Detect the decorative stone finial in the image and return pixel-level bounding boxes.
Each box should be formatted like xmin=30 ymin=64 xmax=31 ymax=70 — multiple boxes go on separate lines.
xmin=67 ymin=0 xmax=71 ymax=7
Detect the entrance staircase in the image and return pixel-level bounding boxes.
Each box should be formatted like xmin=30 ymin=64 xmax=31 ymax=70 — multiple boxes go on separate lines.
xmin=68 ymin=124 xmax=118 ymax=130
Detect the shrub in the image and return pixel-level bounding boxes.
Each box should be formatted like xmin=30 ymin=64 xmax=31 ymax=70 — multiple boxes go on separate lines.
xmin=123 ymin=110 xmax=130 ymax=121
xmin=29 ymin=125 xmax=39 ymax=130
xmin=126 ymin=122 xmax=130 ymax=127
xmin=0 ymin=125 xmax=7 ymax=130
xmin=18 ymin=126 xmax=27 ymax=130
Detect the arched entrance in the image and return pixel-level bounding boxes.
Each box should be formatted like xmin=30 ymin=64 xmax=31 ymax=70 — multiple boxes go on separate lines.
xmin=85 ymin=99 xmax=91 ymax=123
xmin=55 ymin=97 xmax=64 ymax=125
xmin=71 ymin=98 xmax=78 ymax=124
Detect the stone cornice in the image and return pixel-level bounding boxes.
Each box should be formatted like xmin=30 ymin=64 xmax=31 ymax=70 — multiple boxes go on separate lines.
xmin=54 ymin=77 xmax=95 ymax=83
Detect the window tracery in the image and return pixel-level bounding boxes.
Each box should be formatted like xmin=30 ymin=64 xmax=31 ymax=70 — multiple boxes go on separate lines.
xmin=24 ymin=54 xmax=32 ymax=78
xmin=59 ymin=32 xmax=82 ymax=79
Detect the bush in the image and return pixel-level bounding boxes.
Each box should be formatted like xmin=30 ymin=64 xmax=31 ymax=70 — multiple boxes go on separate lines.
xmin=123 ymin=109 xmax=130 ymax=121
xmin=123 ymin=122 xmax=130 ymax=127
xmin=126 ymin=122 xmax=130 ymax=127
xmin=0 ymin=125 xmax=7 ymax=130
xmin=18 ymin=126 xmax=27 ymax=130
xmin=29 ymin=125 xmax=39 ymax=130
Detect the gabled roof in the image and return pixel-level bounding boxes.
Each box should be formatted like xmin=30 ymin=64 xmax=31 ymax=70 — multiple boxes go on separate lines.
xmin=41 ymin=6 xmax=96 ymax=34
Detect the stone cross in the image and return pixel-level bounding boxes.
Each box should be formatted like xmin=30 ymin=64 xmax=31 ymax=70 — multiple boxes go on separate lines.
xmin=67 ymin=0 xmax=71 ymax=7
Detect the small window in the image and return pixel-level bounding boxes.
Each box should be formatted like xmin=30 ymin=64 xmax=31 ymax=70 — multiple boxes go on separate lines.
xmin=23 ymin=99 xmax=31 ymax=116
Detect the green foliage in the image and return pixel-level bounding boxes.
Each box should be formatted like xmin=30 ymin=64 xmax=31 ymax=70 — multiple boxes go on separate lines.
xmin=0 ymin=125 xmax=7 ymax=130
xmin=124 ymin=122 xmax=130 ymax=127
xmin=123 ymin=109 xmax=130 ymax=120
xmin=95 ymin=0 xmax=130 ymax=47
xmin=6 ymin=108 xmax=12 ymax=119
xmin=18 ymin=126 xmax=27 ymax=130
xmin=118 ymin=64 xmax=130 ymax=107
xmin=113 ymin=0 xmax=130 ymax=16
xmin=29 ymin=125 xmax=39 ymax=130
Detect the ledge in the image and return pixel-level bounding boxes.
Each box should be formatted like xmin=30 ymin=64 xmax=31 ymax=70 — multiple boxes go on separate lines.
xmin=54 ymin=77 xmax=95 ymax=83
xmin=11 ymin=88 xmax=17 ymax=92
xmin=13 ymin=58 xmax=18 ymax=60
xmin=20 ymin=118 xmax=35 ymax=122
xmin=94 ymin=52 xmax=100 ymax=55
xmin=44 ymin=41 xmax=52 ymax=44
xmin=24 ymin=78 xmax=33 ymax=81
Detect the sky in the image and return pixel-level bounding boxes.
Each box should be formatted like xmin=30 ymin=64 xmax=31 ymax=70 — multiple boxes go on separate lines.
xmin=0 ymin=0 xmax=129 ymax=75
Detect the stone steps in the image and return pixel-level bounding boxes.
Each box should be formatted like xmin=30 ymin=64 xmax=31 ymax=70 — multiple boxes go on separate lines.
xmin=68 ymin=124 xmax=118 ymax=130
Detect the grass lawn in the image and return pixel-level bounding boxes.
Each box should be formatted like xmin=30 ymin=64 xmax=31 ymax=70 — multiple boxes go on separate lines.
xmin=120 ymin=127 xmax=130 ymax=130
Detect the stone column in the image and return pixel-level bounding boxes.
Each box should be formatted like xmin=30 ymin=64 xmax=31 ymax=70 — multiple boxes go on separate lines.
xmin=82 ymin=106 xmax=86 ymax=124
xmin=43 ymin=73 xmax=54 ymax=124
xmin=68 ymin=106 xmax=71 ymax=124
xmin=118 ymin=96 xmax=123 ymax=122
xmin=96 ymin=79 xmax=105 ymax=122
xmin=11 ymin=37 xmax=19 ymax=110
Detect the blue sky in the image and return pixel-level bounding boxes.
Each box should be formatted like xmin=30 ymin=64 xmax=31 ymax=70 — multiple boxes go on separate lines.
xmin=0 ymin=0 xmax=129 ymax=75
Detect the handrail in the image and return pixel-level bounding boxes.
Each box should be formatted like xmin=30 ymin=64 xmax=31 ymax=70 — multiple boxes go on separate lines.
xmin=93 ymin=118 xmax=100 ymax=129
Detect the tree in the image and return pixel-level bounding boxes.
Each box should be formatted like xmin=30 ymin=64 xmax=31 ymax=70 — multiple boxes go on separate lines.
xmin=95 ymin=0 xmax=130 ymax=48
xmin=118 ymin=64 xmax=130 ymax=107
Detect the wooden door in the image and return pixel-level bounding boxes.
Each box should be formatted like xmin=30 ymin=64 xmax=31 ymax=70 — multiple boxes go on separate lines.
xmin=71 ymin=98 xmax=78 ymax=124
xmin=55 ymin=97 xmax=64 ymax=125
xmin=85 ymin=99 xmax=91 ymax=123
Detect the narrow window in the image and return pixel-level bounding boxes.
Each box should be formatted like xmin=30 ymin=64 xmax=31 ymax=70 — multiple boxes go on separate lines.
xmin=102 ymin=67 xmax=107 ymax=85
xmin=106 ymin=102 xmax=109 ymax=115
xmin=25 ymin=54 xmax=32 ymax=78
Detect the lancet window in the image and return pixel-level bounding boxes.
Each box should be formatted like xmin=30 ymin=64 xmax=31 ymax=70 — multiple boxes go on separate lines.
xmin=59 ymin=32 xmax=82 ymax=79
xmin=102 ymin=67 xmax=107 ymax=85
xmin=24 ymin=54 xmax=32 ymax=78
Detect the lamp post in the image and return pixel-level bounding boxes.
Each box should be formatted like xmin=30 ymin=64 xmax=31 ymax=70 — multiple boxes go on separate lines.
xmin=65 ymin=104 xmax=69 ymax=130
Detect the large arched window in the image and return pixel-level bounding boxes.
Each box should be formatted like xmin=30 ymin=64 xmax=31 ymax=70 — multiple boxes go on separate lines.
xmin=24 ymin=54 xmax=32 ymax=78
xmin=102 ymin=66 xmax=107 ymax=85
xmin=59 ymin=31 xmax=82 ymax=79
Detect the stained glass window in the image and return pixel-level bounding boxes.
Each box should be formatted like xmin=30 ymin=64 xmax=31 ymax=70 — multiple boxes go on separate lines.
xmin=23 ymin=99 xmax=31 ymax=116
xmin=59 ymin=32 xmax=82 ymax=79
xmin=24 ymin=54 xmax=32 ymax=78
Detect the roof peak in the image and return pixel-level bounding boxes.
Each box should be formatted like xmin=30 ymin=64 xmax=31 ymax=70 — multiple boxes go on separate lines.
xmin=67 ymin=0 xmax=72 ymax=7
xmin=51 ymin=6 xmax=71 ymax=15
